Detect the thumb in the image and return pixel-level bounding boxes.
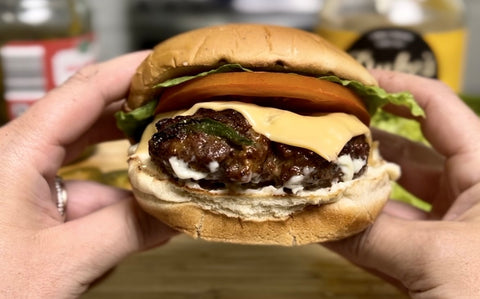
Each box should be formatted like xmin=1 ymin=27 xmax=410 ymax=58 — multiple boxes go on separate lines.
xmin=323 ymin=212 xmax=427 ymax=289
xmin=48 ymin=197 xmax=177 ymax=289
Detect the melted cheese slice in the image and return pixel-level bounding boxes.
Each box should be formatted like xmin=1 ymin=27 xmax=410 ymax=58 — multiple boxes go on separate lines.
xmin=136 ymin=101 xmax=370 ymax=162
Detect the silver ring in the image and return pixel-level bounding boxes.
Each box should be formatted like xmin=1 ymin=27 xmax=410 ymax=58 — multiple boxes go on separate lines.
xmin=54 ymin=176 xmax=68 ymax=219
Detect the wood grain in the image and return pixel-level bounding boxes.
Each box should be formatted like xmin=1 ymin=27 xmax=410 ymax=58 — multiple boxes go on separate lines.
xmin=83 ymin=236 xmax=408 ymax=299
xmin=66 ymin=141 xmax=408 ymax=299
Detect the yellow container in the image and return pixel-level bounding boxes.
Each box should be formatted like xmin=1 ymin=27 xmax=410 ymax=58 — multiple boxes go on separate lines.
xmin=317 ymin=0 xmax=467 ymax=93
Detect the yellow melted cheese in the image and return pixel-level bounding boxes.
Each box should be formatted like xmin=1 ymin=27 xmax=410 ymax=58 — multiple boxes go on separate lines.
xmin=136 ymin=101 xmax=370 ymax=162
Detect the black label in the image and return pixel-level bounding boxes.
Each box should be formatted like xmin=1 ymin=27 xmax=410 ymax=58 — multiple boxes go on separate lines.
xmin=347 ymin=28 xmax=438 ymax=78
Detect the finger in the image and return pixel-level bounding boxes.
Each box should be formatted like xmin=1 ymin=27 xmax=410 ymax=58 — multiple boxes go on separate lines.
xmin=373 ymin=129 xmax=444 ymax=202
xmin=370 ymin=69 xmax=480 ymax=158
xmin=380 ymin=102 xmax=422 ymax=121
xmin=9 ymin=51 xmax=150 ymax=175
xmin=63 ymin=180 xmax=132 ymax=221
xmin=63 ymin=102 xmax=125 ymax=163
xmin=444 ymin=182 xmax=480 ymax=221
xmin=383 ymin=200 xmax=429 ymax=220
xmin=31 ymin=50 xmax=150 ymax=145
xmin=49 ymin=198 xmax=178 ymax=286
xmin=323 ymin=214 xmax=429 ymax=289
xmin=371 ymin=69 xmax=480 ymax=201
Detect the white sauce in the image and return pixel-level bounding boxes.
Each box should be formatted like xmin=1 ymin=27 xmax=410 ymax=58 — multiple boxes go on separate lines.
xmin=169 ymin=156 xmax=208 ymax=180
xmin=169 ymin=154 xmax=366 ymax=195
xmin=337 ymin=155 xmax=367 ymax=181
xmin=208 ymin=161 xmax=220 ymax=173
xmin=284 ymin=175 xmax=305 ymax=194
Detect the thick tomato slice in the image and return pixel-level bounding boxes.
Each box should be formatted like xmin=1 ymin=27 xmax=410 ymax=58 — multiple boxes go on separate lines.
xmin=155 ymin=72 xmax=370 ymax=125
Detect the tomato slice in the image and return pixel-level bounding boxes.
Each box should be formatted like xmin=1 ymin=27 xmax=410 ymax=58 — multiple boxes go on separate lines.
xmin=155 ymin=72 xmax=370 ymax=125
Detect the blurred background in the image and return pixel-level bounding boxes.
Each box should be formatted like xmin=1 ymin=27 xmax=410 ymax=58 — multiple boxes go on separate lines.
xmin=1 ymin=0 xmax=478 ymax=123
xmin=1 ymin=1 xmax=477 ymax=297
xmin=86 ymin=0 xmax=479 ymax=97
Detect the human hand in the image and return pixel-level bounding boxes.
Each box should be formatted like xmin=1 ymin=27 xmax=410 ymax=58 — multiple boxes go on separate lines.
xmin=324 ymin=69 xmax=480 ymax=298
xmin=0 ymin=51 xmax=177 ymax=298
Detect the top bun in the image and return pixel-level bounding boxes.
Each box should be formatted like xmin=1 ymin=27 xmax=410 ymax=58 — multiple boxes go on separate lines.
xmin=127 ymin=23 xmax=377 ymax=110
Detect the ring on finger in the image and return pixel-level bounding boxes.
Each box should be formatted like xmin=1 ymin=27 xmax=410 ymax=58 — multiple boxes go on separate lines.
xmin=54 ymin=175 xmax=68 ymax=219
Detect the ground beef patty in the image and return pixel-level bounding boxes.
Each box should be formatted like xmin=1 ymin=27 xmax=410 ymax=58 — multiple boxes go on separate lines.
xmin=149 ymin=108 xmax=369 ymax=192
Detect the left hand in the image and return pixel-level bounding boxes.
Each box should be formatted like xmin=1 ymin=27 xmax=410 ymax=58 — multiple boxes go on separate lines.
xmin=324 ymin=69 xmax=480 ymax=297
xmin=0 ymin=51 xmax=177 ymax=298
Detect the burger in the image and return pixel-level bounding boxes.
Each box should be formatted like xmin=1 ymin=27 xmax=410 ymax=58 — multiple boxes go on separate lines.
xmin=116 ymin=24 xmax=422 ymax=246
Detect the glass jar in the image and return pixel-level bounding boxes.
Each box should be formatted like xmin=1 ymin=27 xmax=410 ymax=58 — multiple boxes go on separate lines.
xmin=316 ymin=0 xmax=467 ymax=93
xmin=0 ymin=0 xmax=96 ymax=124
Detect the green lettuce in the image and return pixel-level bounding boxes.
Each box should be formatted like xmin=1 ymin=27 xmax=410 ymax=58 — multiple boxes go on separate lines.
xmin=116 ymin=64 xmax=425 ymax=142
xmin=319 ymin=75 xmax=425 ymax=117
xmin=115 ymin=99 xmax=158 ymax=142
xmin=154 ymin=64 xmax=253 ymax=88
xmin=371 ymin=110 xmax=431 ymax=211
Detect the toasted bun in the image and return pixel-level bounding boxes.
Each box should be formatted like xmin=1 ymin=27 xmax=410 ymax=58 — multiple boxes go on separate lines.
xmin=128 ymin=144 xmax=400 ymax=246
xmin=127 ymin=23 xmax=377 ymax=111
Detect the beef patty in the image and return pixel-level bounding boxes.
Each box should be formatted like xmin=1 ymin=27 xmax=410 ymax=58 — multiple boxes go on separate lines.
xmin=149 ymin=108 xmax=369 ymax=192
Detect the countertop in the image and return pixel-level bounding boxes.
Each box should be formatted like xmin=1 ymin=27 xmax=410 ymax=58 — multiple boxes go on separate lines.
xmin=62 ymin=140 xmax=408 ymax=299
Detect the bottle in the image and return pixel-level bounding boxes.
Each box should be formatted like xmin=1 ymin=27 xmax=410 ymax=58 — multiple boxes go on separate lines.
xmin=316 ymin=0 xmax=467 ymax=93
xmin=0 ymin=0 xmax=96 ymax=124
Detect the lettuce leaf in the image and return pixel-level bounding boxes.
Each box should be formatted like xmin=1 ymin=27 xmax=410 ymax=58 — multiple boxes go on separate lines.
xmin=372 ymin=110 xmax=428 ymax=144
xmin=371 ymin=110 xmax=431 ymax=211
xmin=319 ymin=75 xmax=425 ymax=117
xmin=154 ymin=64 xmax=253 ymax=88
xmin=116 ymin=64 xmax=425 ymax=141
xmin=115 ymin=99 xmax=158 ymax=142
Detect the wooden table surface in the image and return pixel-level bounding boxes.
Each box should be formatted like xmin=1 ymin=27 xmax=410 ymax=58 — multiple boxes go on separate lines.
xmin=63 ymin=141 xmax=408 ymax=299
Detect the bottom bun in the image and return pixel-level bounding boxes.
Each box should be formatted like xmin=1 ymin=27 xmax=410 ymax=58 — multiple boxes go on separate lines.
xmin=129 ymin=146 xmax=400 ymax=246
